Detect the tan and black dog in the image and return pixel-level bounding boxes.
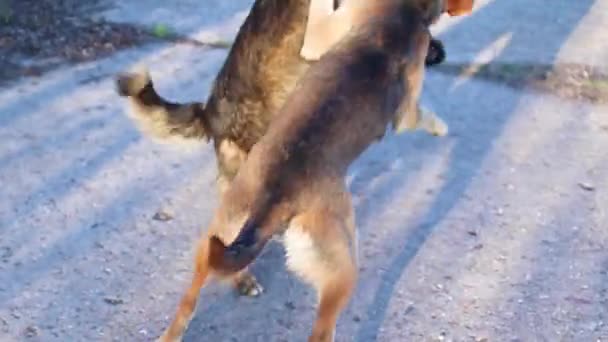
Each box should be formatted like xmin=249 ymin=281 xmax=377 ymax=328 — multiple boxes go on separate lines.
xmin=115 ymin=0 xmax=459 ymax=194
xmin=116 ymin=0 xmax=472 ymax=300
xmin=156 ymin=0 xmax=446 ymax=341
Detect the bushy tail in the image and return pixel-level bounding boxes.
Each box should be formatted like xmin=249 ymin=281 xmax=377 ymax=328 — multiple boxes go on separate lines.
xmin=115 ymin=66 xmax=212 ymax=142
xmin=208 ymin=219 xmax=273 ymax=274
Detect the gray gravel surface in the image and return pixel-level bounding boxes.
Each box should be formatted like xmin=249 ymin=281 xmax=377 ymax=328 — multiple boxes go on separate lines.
xmin=0 ymin=0 xmax=607 ymax=341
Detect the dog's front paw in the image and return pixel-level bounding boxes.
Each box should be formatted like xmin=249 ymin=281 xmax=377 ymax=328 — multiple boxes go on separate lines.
xmin=419 ymin=108 xmax=449 ymax=137
xmin=235 ymin=273 xmax=264 ymax=297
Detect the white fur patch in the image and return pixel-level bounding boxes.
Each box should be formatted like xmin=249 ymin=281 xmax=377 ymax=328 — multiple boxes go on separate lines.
xmin=283 ymin=225 xmax=326 ymax=288
xmin=418 ymin=107 xmax=449 ymax=136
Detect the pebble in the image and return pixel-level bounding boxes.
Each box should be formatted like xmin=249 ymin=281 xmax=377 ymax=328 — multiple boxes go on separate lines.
xmin=103 ymin=297 xmax=124 ymax=305
xmin=23 ymin=325 xmax=38 ymax=338
xmin=152 ymin=210 xmax=174 ymax=222
xmin=578 ymin=182 xmax=595 ymax=191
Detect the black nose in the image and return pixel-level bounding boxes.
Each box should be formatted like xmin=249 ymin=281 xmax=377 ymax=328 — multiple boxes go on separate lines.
xmin=425 ymin=38 xmax=446 ymax=66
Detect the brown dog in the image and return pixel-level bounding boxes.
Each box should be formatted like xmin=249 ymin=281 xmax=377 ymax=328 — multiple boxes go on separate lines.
xmin=116 ymin=0 xmax=450 ymax=196
xmin=156 ymin=0 xmax=445 ymax=341
xmin=116 ymin=0 xmax=451 ymax=298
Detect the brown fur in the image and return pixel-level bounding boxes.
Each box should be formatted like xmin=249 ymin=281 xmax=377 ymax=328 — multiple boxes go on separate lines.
xmin=157 ymin=1 xmax=443 ymax=341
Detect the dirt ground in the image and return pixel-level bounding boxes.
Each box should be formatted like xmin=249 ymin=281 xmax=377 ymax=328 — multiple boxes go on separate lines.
xmin=0 ymin=0 xmax=607 ymax=341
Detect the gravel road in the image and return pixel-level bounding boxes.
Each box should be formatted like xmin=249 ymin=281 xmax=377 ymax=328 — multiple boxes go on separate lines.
xmin=0 ymin=0 xmax=607 ymax=341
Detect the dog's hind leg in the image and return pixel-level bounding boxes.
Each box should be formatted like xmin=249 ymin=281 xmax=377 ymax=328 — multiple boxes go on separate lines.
xmin=158 ymin=238 xmax=213 ymax=342
xmin=309 ymin=268 xmax=356 ymax=342
xmin=284 ymin=192 xmax=357 ymax=342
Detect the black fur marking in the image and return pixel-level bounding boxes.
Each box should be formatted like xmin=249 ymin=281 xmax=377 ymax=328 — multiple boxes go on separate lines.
xmin=425 ymin=38 xmax=446 ymax=66
xmin=137 ymin=82 xmax=170 ymax=107
xmin=226 ymin=219 xmax=259 ymax=253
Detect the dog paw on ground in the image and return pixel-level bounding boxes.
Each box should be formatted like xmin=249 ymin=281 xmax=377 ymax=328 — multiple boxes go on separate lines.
xmin=419 ymin=109 xmax=449 ymax=136
xmin=235 ymin=273 xmax=264 ymax=297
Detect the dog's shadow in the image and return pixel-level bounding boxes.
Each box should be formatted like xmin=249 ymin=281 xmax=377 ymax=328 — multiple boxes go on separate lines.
xmin=350 ymin=0 xmax=598 ymax=340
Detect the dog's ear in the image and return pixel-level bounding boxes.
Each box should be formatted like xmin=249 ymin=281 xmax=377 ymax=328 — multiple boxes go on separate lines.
xmin=417 ymin=0 xmax=446 ymax=24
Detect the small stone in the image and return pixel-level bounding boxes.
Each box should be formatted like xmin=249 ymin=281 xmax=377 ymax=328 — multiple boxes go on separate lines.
xmin=578 ymin=182 xmax=595 ymax=192
xmin=152 ymin=210 xmax=173 ymax=222
xmin=404 ymin=305 xmax=415 ymax=315
xmin=1 ymin=247 xmax=13 ymax=261
xmin=353 ymin=315 xmax=361 ymax=322
xmin=284 ymin=301 xmax=296 ymax=311
xmin=23 ymin=325 xmax=38 ymax=338
xmin=10 ymin=309 xmax=20 ymax=319
xmin=103 ymin=297 xmax=124 ymax=305
xmin=0 ymin=317 xmax=8 ymax=332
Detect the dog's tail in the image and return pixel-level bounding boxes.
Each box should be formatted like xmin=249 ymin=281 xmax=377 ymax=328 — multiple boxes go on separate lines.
xmin=208 ymin=218 xmax=273 ymax=274
xmin=115 ymin=66 xmax=212 ymax=142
